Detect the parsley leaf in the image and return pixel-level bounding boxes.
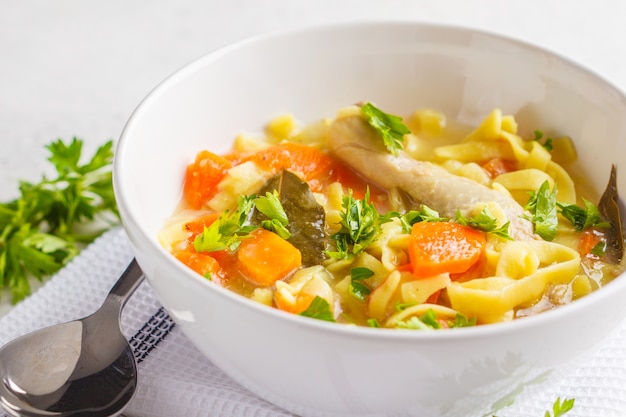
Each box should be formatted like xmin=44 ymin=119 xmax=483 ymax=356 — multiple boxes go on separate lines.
xmin=361 ymin=102 xmax=411 ymax=156
xmin=447 ymin=313 xmax=477 ymax=328
xmin=525 ymin=181 xmax=558 ymax=241
xmin=456 ymin=207 xmax=512 ymax=240
xmin=533 ymin=130 xmax=554 ymax=151
xmin=557 ymin=198 xmax=609 ymax=231
xmin=255 ymin=191 xmax=291 ymax=239
xmin=394 ymin=308 xmax=441 ymax=330
xmin=349 ymin=267 xmax=374 ymax=301
xmin=327 ymin=188 xmax=389 ymax=260
xmin=299 ymin=296 xmax=335 ymax=322
xmin=591 ymin=241 xmax=607 ymax=257
xmin=545 ymin=397 xmax=575 ymax=417
xmin=0 ymin=138 xmax=118 ymax=303
xmin=194 ymin=195 xmax=257 ymax=252
xmin=397 ymin=205 xmax=447 ymax=233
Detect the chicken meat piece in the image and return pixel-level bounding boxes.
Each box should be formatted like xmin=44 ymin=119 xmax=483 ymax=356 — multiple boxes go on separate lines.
xmin=327 ymin=115 xmax=535 ymax=241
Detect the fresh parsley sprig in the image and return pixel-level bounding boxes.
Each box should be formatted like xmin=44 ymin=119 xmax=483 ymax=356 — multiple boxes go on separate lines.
xmin=557 ymin=198 xmax=610 ymax=231
xmin=397 ymin=205 xmax=447 ymax=233
xmin=194 ymin=192 xmax=293 ymax=253
xmin=361 ymin=102 xmax=411 ymax=156
xmin=0 ymin=138 xmax=118 ymax=303
xmin=349 ymin=266 xmax=374 ymax=301
xmin=194 ymin=195 xmax=257 ymax=252
xmin=545 ymin=397 xmax=575 ymax=417
xmin=254 ymin=191 xmax=291 ymax=239
xmin=456 ymin=207 xmax=512 ymax=240
xmin=327 ymin=188 xmax=390 ymax=260
xmin=525 ymin=180 xmax=609 ymax=241
xmin=525 ymin=181 xmax=559 ymax=241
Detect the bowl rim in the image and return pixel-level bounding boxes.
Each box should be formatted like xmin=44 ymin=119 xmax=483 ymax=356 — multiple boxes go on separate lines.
xmin=114 ymin=19 xmax=626 ymax=341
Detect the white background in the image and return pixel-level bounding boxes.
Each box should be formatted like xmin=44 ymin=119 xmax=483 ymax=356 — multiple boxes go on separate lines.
xmin=1 ymin=0 xmax=625 ymax=306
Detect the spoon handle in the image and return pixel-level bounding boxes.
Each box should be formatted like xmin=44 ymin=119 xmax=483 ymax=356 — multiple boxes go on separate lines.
xmin=107 ymin=258 xmax=145 ymax=308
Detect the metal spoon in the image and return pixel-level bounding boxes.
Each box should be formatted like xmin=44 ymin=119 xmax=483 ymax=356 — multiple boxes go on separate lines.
xmin=0 ymin=259 xmax=144 ymax=417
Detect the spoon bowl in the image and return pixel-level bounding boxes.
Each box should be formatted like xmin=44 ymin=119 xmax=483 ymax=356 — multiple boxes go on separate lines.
xmin=0 ymin=259 xmax=143 ymax=417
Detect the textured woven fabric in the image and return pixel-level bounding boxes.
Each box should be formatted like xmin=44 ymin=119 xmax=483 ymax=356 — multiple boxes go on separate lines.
xmin=1 ymin=227 xmax=625 ymax=417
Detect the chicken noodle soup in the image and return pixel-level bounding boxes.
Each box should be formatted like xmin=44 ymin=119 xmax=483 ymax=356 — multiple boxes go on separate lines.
xmin=160 ymin=104 xmax=625 ymax=328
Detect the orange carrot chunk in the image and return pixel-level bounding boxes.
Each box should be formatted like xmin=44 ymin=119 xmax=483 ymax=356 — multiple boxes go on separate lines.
xmin=184 ymin=213 xmax=220 ymax=236
xmin=408 ymin=222 xmax=486 ymax=278
xmin=274 ymin=292 xmax=316 ymax=314
xmin=183 ymin=150 xmax=232 ymax=210
xmin=481 ymin=157 xmax=517 ymax=179
xmin=250 ymin=143 xmax=334 ymax=191
xmin=578 ymin=229 xmax=603 ymax=259
xmin=237 ymin=229 xmax=302 ymax=286
xmin=175 ymin=251 xmax=222 ymax=281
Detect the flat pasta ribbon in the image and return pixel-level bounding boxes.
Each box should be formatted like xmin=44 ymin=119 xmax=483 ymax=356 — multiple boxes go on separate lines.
xmin=447 ymin=240 xmax=581 ymax=323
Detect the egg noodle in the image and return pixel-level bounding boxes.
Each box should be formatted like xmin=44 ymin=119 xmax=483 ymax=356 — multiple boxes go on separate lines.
xmin=160 ymin=105 xmax=624 ymax=329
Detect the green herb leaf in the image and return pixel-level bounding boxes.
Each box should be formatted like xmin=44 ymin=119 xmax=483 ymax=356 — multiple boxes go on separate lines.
xmin=397 ymin=205 xmax=447 ymax=233
xmin=456 ymin=207 xmax=512 ymax=240
xmin=256 ymin=191 xmax=291 ymax=239
xmin=361 ymin=102 xmax=411 ymax=156
xmin=194 ymin=195 xmax=257 ymax=252
xmin=327 ymin=188 xmax=388 ymax=260
xmin=299 ymin=296 xmax=335 ymax=322
xmin=349 ymin=267 xmax=373 ymax=301
xmin=590 ymin=241 xmax=607 ymax=258
xmin=545 ymin=397 xmax=575 ymax=417
xmin=0 ymin=138 xmax=118 ymax=303
xmin=255 ymin=191 xmax=289 ymax=226
xmin=533 ymin=130 xmax=554 ymax=151
xmin=558 ymin=198 xmax=609 ymax=231
xmin=525 ymin=181 xmax=558 ymax=241
xmin=367 ymin=318 xmax=381 ymax=328
xmin=393 ymin=308 xmax=442 ymax=330
xmin=447 ymin=313 xmax=477 ymax=328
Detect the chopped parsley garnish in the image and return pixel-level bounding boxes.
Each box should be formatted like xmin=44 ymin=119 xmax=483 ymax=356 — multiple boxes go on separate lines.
xmin=533 ymin=130 xmax=554 ymax=151
xmin=557 ymin=198 xmax=609 ymax=231
xmin=448 ymin=313 xmax=477 ymax=328
xmin=395 ymin=316 xmax=438 ymax=330
xmin=590 ymin=241 xmax=607 ymax=258
xmin=525 ymin=180 xmax=558 ymax=241
xmin=545 ymin=397 xmax=575 ymax=417
xmin=393 ymin=308 xmax=476 ymax=330
xmin=194 ymin=192 xmax=293 ymax=253
xmin=0 ymin=138 xmax=119 ymax=303
xmin=254 ymin=190 xmax=291 ymax=239
xmin=456 ymin=207 xmax=512 ymax=240
xmin=299 ymin=296 xmax=335 ymax=322
xmin=349 ymin=267 xmax=374 ymax=301
xmin=361 ymin=102 xmax=411 ymax=156
xmin=327 ymin=188 xmax=390 ymax=260
xmin=397 ymin=205 xmax=447 ymax=233
xmin=194 ymin=195 xmax=257 ymax=252
xmin=367 ymin=318 xmax=381 ymax=328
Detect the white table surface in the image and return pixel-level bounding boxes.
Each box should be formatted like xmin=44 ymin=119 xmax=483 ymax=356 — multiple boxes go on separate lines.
xmin=1 ymin=1 xmax=625 ymax=311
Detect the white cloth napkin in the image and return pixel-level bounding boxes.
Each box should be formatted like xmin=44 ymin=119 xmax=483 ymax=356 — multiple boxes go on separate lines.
xmin=1 ymin=227 xmax=626 ymax=417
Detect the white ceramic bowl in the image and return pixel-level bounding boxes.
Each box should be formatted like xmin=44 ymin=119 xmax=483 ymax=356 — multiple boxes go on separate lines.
xmin=114 ymin=21 xmax=626 ymax=417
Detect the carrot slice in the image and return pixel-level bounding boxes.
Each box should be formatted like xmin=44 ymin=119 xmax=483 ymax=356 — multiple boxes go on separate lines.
xmin=184 ymin=213 xmax=220 ymax=236
xmin=237 ymin=229 xmax=302 ymax=286
xmin=275 ymin=291 xmax=315 ymax=314
xmin=183 ymin=150 xmax=232 ymax=209
xmin=175 ymin=251 xmax=222 ymax=281
xmin=481 ymin=157 xmax=517 ymax=178
xmin=408 ymin=222 xmax=486 ymax=278
xmin=250 ymin=143 xmax=334 ymax=191
xmin=578 ymin=229 xmax=603 ymax=259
